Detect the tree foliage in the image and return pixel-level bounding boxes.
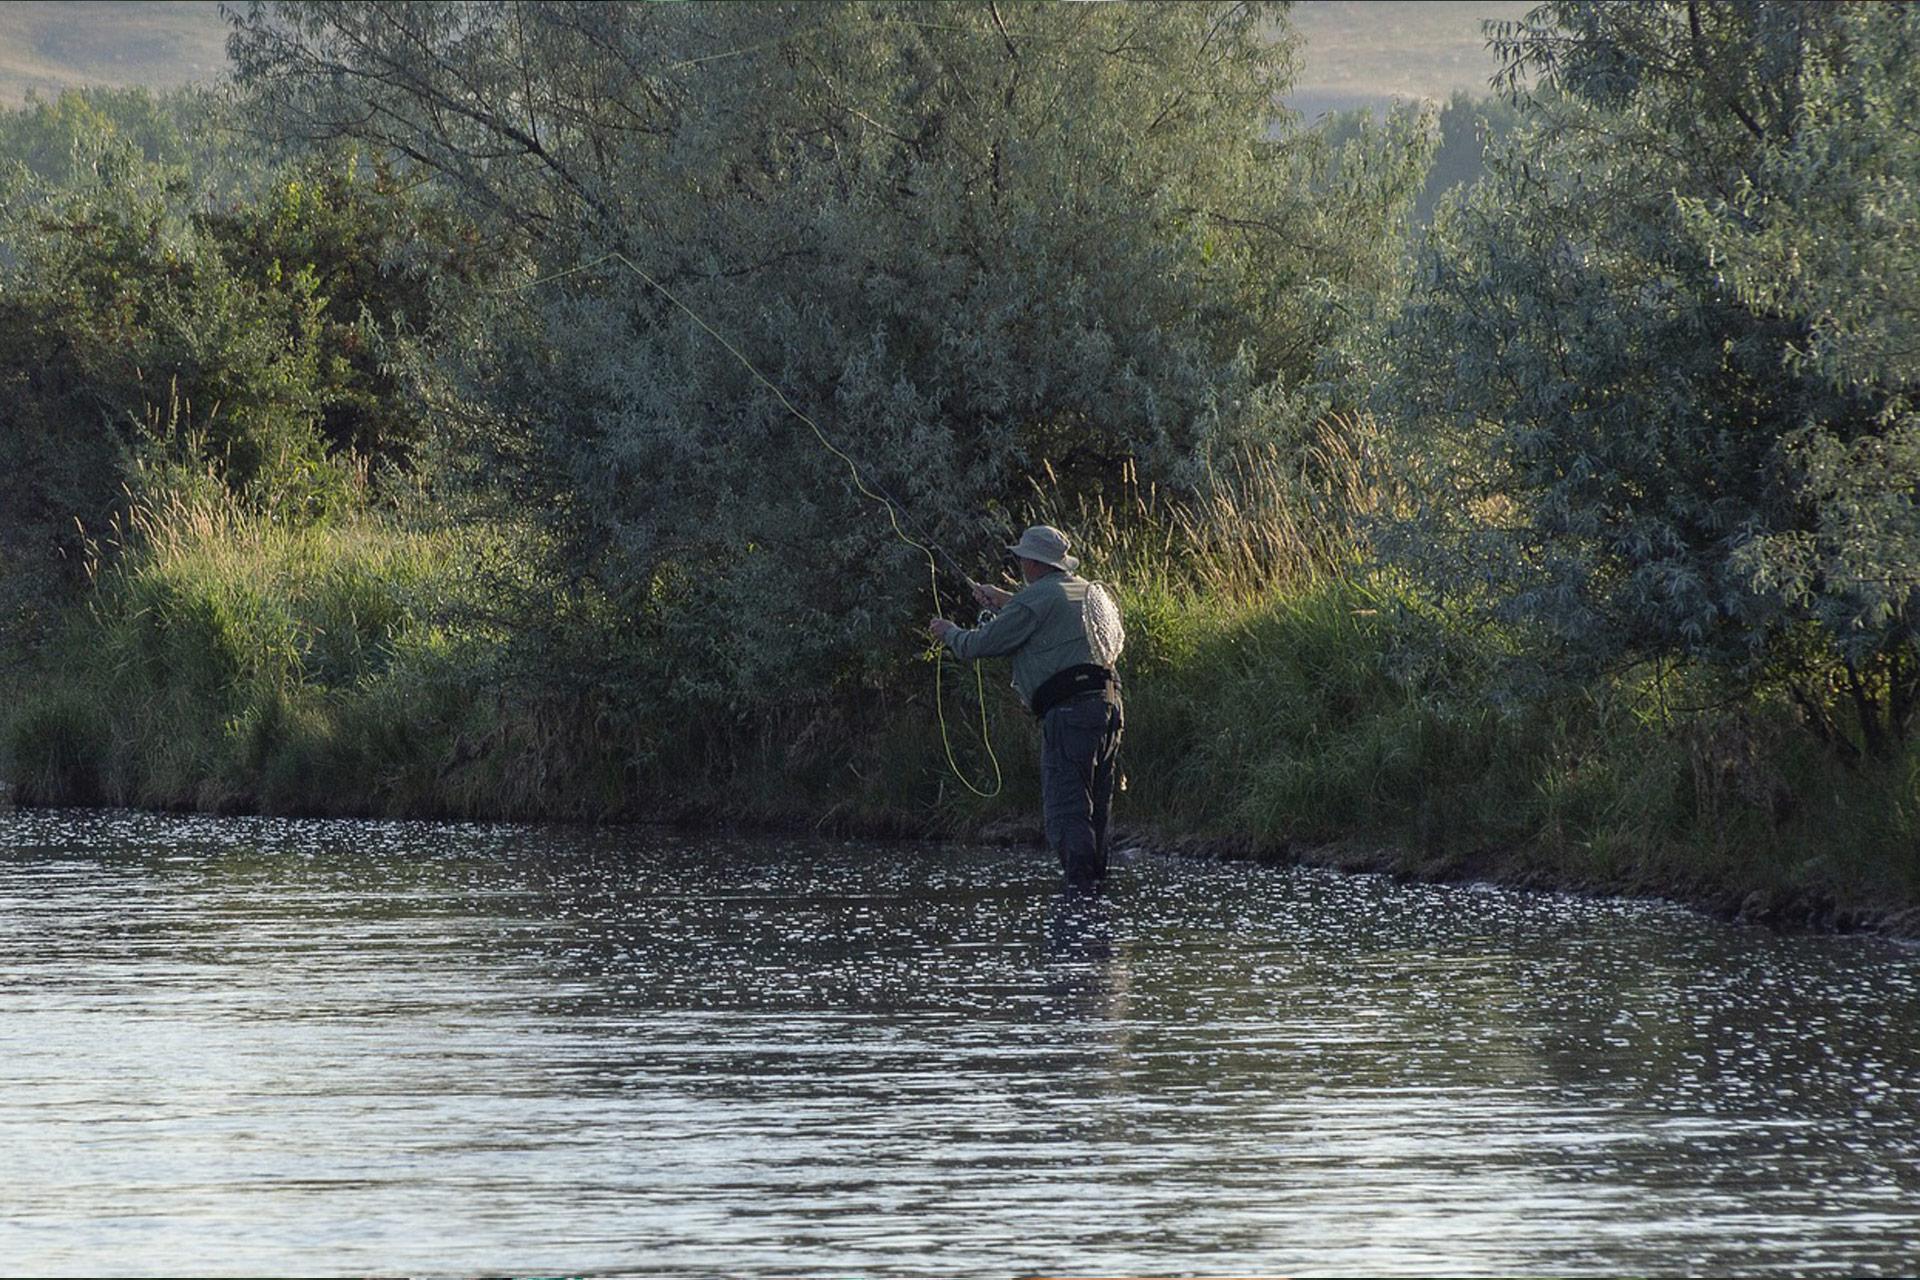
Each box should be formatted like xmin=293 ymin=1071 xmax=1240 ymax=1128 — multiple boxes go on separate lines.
xmin=0 ymin=89 xmax=486 ymax=632
xmin=1385 ymin=0 xmax=1920 ymax=757
xmin=1415 ymin=90 xmax=1523 ymax=226
xmin=0 ymin=86 xmax=213 ymax=187
xmin=227 ymin=0 xmax=1432 ymax=706
xmin=1672 ymin=2 xmax=1920 ymax=748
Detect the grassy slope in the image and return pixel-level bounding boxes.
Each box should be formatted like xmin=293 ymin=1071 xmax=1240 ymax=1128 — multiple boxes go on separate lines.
xmin=1285 ymin=0 xmax=1532 ymax=117
xmin=0 ymin=1 xmax=226 ymax=105
xmin=0 ymin=2 xmax=1525 ymax=115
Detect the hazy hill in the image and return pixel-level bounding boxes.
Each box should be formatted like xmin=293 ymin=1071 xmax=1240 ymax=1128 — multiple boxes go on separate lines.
xmin=1287 ymin=0 xmax=1533 ymax=118
xmin=0 ymin=1 xmax=225 ymax=105
xmin=0 ymin=1 xmax=1529 ymax=112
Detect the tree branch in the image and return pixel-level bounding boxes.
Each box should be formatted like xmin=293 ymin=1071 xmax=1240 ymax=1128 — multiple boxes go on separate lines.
xmin=1687 ymin=0 xmax=1767 ymax=141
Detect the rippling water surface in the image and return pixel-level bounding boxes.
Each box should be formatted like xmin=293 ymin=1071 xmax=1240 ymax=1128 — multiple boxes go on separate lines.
xmin=3 ymin=808 xmax=1918 ymax=1276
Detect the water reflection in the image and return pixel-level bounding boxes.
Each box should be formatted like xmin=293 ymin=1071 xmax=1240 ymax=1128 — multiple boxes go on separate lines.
xmin=1040 ymin=886 xmax=1134 ymax=1085
xmin=1045 ymin=883 xmax=1114 ymax=963
xmin=1 ymin=808 xmax=1918 ymax=1276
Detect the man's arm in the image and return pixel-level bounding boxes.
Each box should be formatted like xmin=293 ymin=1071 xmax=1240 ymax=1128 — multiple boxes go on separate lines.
xmin=943 ymin=598 xmax=1041 ymax=660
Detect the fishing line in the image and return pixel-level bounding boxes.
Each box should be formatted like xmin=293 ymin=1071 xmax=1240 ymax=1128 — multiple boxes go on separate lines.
xmin=499 ymin=250 xmax=1004 ymax=798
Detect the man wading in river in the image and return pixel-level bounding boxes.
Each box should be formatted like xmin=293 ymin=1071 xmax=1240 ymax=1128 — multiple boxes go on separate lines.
xmin=928 ymin=525 xmax=1125 ymax=884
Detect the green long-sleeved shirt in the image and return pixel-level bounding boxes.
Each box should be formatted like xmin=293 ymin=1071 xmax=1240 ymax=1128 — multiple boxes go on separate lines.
xmin=944 ymin=570 xmax=1113 ymax=710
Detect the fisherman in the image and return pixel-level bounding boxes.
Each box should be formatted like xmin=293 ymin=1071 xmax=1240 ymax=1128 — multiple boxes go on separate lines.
xmin=928 ymin=525 xmax=1125 ymax=884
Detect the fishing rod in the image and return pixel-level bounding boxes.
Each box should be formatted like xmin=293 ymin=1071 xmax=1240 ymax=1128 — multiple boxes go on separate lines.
xmin=512 ymin=252 xmax=985 ymax=581
xmin=500 ymin=249 xmax=1006 ymax=797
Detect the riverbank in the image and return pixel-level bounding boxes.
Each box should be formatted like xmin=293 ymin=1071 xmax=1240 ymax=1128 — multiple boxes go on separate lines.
xmin=663 ymin=804 xmax=1920 ymax=939
xmin=5 ymin=498 xmax=1918 ymax=938
xmin=7 ymin=774 xmax=1915 ymax=937
xmin=1140 ymin=831 xmax=1920 ymax=937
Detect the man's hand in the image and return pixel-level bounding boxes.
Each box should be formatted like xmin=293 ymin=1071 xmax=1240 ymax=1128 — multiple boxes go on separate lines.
xmin=969 ymin=579 xmax=1013 ymax=611
xmin=928 ymin=617 xmax=959 ymax=643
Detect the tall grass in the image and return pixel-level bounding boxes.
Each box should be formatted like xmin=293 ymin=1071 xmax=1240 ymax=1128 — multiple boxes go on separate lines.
xmin=9 ymin=484 xmax=497 ymax=814
xmin=1043 ymin=410 xmax=1388 ymax=602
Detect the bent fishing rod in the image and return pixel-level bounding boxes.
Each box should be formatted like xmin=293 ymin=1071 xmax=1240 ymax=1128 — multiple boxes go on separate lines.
xmin=505 ymin=251 xmax=982 ymax=579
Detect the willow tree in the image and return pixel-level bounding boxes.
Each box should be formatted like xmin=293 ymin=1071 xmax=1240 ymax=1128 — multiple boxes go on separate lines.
xmin=1386 ymin=0 xmax=1920 ymax=758
xmin=228 ymin=1 xmax=1429 ymax=707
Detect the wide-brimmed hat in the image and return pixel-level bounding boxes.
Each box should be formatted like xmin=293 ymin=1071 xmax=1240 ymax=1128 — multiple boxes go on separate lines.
xmin=1006 ymin=524 xmax=1079 ymax=573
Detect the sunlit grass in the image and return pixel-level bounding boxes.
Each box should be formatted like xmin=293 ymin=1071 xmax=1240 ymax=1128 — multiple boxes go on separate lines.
xmin=8 ymin=483 xmax=512 ymax=815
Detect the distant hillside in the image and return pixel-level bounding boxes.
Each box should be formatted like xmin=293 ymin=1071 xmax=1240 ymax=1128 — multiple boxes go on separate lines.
xmin=0 ymin=1 xmax=226 ymax=105
xmin=1287 ymin=0 xmax=1533 ymax=119
xmin=0 ymin=0 xmax=1525 ymax=115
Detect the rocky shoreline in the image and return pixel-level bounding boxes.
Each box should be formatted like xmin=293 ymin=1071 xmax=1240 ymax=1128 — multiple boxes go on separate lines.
xmin=966 ymin=818 xmax=1920 ymax=939
xmin=6 ymin=785 xmax=1914 ymax=938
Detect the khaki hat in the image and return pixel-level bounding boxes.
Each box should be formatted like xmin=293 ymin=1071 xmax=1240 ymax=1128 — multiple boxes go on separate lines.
xmin=1006 ymin=524 xmax=1079 ymax=573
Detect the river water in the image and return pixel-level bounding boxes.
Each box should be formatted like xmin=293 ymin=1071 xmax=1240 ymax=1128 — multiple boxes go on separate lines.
xmin=2 ymin=809 xmax=1917 ymax=1276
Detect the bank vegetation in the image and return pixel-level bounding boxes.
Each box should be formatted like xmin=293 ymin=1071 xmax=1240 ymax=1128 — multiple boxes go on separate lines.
xmin=3 ymin=2 xmax=1917 ymax=929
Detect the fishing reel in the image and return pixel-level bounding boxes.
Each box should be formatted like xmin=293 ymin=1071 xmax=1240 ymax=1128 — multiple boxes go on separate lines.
xmin=962 ymin=575 xmax=1003 ymax=625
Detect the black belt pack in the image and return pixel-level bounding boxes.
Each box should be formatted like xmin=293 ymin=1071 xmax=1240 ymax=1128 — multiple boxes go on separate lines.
xmin=1030 ymin=663 xmax=1118 ymax=719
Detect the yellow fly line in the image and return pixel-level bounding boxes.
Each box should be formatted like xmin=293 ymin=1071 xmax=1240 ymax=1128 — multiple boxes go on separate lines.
xmin=500 ymin=251 xmax=1004 ymax=798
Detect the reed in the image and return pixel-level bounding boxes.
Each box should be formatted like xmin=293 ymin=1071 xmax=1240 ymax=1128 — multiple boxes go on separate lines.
xmin=1051 ymin=410 xmax=1388 ymax=603
xmin=9 ymin=481 xmax=493 ymax=813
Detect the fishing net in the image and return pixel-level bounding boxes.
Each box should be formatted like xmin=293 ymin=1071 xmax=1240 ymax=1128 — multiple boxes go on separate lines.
xmin=1083 ymin=582 xmax=1125 ymax=666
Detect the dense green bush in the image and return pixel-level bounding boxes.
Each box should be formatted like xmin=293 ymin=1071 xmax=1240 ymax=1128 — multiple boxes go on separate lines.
xmin=229 ymin=0 xmax=1433 ymax=714
xmin=0 ymin=86 xmax=215 ymax=187
xmin=1385 ymin=0 xmax=1920 ymax=760
xmin=0 ymin=88 xmax=491 ymax=660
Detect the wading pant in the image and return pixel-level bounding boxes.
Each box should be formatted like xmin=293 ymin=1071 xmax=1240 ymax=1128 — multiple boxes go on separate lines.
xmin=1040 ymin=691 xmax=1124 ymax=884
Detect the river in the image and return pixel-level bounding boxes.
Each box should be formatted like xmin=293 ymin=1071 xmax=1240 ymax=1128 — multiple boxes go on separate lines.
xmin=2 ymin=808 xmax=1917 ymax=1276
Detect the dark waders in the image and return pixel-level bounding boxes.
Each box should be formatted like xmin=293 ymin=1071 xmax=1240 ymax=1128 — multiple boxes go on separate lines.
xmin=1040 ymin=689 xmax=1124 ymax=883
